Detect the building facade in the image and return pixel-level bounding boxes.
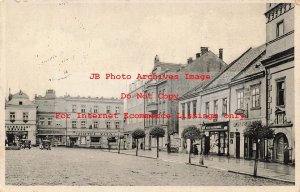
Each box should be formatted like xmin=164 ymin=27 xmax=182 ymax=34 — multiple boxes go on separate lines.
xmin=229 ymin=46 xmax=267 ymax=160
xmin=5 ymin=90 xmax=37 ymax=146
xmin=179 ymin=44 xmax=266 ymax=156
xmin=35 ymin=89 xmax=124 ymax=148
xmin=144 ymin=48 xmax=227 ymax=151
xmin=262 ymin=3 xmax=295 ymax=164
xmin=124 ymin=79 xmax=145 ymax=149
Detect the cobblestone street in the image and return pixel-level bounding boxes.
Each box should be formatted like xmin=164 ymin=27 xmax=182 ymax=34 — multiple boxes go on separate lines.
xmin=5 ymin=147 xmax=293 ymax=186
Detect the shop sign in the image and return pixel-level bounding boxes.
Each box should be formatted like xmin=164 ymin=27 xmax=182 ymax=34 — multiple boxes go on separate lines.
xmin=6 ymin=131 xmax=27 ymax=135
xmin=233 ymin=120 xmax=257 ymax=128
xmin=205 ymin=125 xmax=222 ymax=130
xmin=76 ymin=132 xmax=118 ymax=136
xmin=38 ymin=129 xmax=65 ymax=135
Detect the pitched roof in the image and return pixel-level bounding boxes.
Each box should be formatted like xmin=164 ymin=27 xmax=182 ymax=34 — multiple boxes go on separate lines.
xmin=204 ymin=44 xmax=266 ymax=90
xmin=231 ymin=49 xmax=266 ymax=81
xmin=154 ymin=62 xmax=185 ymax=73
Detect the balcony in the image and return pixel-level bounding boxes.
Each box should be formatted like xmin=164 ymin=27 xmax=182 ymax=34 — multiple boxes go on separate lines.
xmin=147 ymin=102 xmax=158 ymax=112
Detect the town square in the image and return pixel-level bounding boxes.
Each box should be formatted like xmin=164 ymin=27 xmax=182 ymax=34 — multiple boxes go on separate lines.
xmin=2 ymin=1 xmax=296 ymax=189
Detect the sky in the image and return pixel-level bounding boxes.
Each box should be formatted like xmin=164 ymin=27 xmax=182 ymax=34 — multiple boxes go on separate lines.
xmin=3 ymin=1 xmax=266 ymax=100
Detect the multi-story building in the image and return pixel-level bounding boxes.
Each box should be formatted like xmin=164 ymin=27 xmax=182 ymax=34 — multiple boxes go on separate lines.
xmin=5 ymin=90 xmax=37 ymax=146
xmin=229 ymin=45 xmax=267 ymax=160
xmin=262 ymin=3 xmax=295 ymax=164
xmin=124 ymin=79 xmax=145 ymax=149
xmin=34 ymin=89 xmax=66 ymax=145
xmin=35 ymin=89 xmax=124 ymax=148
xmin=179 ymin=45 xmax=266 ymax=156
xmin=144 ymin=48 xmax=227 ymax=150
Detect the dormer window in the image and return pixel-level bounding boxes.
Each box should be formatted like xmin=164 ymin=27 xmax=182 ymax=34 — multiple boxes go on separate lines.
xmin=19 ymin=101 xmax=23 ymax=105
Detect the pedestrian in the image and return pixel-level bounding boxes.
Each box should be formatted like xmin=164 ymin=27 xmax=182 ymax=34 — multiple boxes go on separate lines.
xmin=140 ymin=142 xmax=143 ymax=149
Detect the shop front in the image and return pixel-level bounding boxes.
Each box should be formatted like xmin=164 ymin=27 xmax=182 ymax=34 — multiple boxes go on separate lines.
xmin=6 ymin=131 xmax=28 ymax=146
xmin=203 ymin=121 xmax=229 ymax=156
xmin=37 ymin=129 xmax=66 ymax=146
xmin=67 ymin=130 xmax=124 ymax=149
xmin=5 ymin=124 xmax=36 ymax=146
xmin=229 ymin=119 xmax=267 ymax=160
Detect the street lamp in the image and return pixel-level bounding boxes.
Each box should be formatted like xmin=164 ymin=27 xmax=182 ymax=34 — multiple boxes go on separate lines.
xmin=65 ymin=108 xmax=68 ymax=147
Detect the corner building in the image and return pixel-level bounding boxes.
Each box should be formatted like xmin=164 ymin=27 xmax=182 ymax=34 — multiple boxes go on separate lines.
xmin=262 ymin=3 xmax=295 ymax=164
xmin=5 ymin=90 xmax=37 ymax=145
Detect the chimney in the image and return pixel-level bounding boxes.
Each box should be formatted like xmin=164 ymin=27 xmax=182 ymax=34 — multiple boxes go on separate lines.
xmin=219 ymin=48 xmax=223 ymax=60
xmin=201 ymin=47 xmax=208 ymax=55
xmin=187 ymin=57 xmax=193 ymax=64
xmin=8 ymin=88 xmax=12 ymax=101
xmin=195 ymin=53 xmax=201 ymax=59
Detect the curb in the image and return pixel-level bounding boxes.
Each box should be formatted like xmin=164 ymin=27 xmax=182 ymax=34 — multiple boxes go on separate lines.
xmin=100 ymin=150 xmax=157 ymax=160
xmin=185 ymin=163 xmax=208 ymax=168
xmin=119 ymin=152 xmax=157 ymax=160
xmin=228 ymin=170 xmax=295 ymax=184
xmin=100 ymin=150 xmax=295 ymax=184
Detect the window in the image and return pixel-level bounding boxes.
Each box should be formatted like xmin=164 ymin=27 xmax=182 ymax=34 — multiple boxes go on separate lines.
xmin=213 ymin=100 xmax=218 ymax=114
xmin=181 ymin=103 xmax=185 ymax=120
xmin=94 ymin=121 xmax=98 ymax=128
xmin=237 ymin=90 xmax=244 ymax=109
xmin=19 ymin=101 xmax=23 ymax=105
xmin=276 ymin=20 xmax=284 ymax=37
xmin=56 ymin=119 xmax=61 ymax=126
xmin=277 ymin=80 xmax=285 ymax=106
xmin=158 ymin=91 xmax=161 ymax=104
xmin=106 ymin=106 xmax=111 ymax=114
xmin=39 ymin=117 xmax=45 ymax=125
xmin=47 ymin=118 xmax=52 ymax=125
xmin=91 ymin=137 xmax=100 ymax=143
xmin=81 ymin=105 xmax=86 ymax=113
xmin=72 ymin=121 xmax=77 ymax=128
xmin=106 ymin=121 xmax=111 ymax=129
xmin=93 ymin=105 xmax=98 ymax=113
xmin=222 ymin=98 xmax=228 ymax=114
xmin=187 ymin=102 xmax=191 ymax=116
xmin=251 ymin=86 xmax=260 ymax=108
xmin=81 ymin=120 xmax=86 ymax=128
xmin=192 ymin=100 xmax=197 ymax=115
xmin=162 ymin=111 xmax=166 ymax=124
xmin=10 ymin=112 xmax=15 ymax=121
xmin=205 ymin=102 xmax=210 ymax=114
xmin=276 ymin=112 xmax=286 ymax=124
xmin=23 ymin=112 xmax=29 ymax=121
xmin=72 ymin=105 xmax=77 ymax=112
xmin=115 ymin=121 xmax=120 ymax=129
xmin=115 ymin=106 xmax=120 ymax=114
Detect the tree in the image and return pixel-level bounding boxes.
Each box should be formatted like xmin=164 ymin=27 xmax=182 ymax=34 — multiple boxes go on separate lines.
xmin=132 ymin=128 xmax=146 ymax=156
xmin=181 ymin=125 xmax=202 ymax=164
xmin=243 ymin=121 xmax=274 ymax=177
xmin=149 ymin=126 xmax=165 ymax=158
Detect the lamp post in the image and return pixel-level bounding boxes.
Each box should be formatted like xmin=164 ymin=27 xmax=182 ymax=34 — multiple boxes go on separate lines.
xmin=199 ymin=123 xmax=205 ymax=165
xmin=117 ymin=131 xmax=120 ymax=154
xmin=65 ymin=108 xmax=68 ymax=147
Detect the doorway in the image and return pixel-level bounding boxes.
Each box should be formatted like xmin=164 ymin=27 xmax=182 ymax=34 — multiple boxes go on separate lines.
xmin=236 ymin=132 xmax=240 ymax=158
xmin=274 ymin=133 xmax=288 ymax=163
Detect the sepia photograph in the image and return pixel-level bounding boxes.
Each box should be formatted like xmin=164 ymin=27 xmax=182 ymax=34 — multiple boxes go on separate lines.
xmin=0 ymin=0 xmax=298 ymax=191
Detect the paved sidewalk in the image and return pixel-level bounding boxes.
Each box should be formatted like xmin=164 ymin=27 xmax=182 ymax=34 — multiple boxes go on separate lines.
xmin=103 ymin=148 xmax=295 ymax=183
